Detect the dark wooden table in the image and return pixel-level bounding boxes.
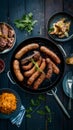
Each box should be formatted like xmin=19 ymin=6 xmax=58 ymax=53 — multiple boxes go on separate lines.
xmin=0 ymin=0 xmax=73 ymax=130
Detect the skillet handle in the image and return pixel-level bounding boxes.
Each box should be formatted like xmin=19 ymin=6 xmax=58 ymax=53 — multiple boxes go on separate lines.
xmin=57 ymin=44 xmax=67 ymax=58
xmin=7 ymin=71 xmax=16 ymax=84
xmin=51 ymin=90 xmax=70 ymax=119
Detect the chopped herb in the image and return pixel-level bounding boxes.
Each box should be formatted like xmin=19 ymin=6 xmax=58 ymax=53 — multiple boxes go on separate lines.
xmin=30 ymin=99 xmax=36 ymax=106
xmin=30 ymin=99 xmax=40 ymax=106
xmin=37 ymin=110 xmax=45 ymax=115
xmin=45 ymin=106 xmax=51 ymax=113
xmin=48 ymin=28 xmax=54 ymax=33
xmin=47 ymin=116 xmax=52 ymax=123
xmin=35 ymin=99 xmax=40 ymax=106
xmin=14 ymin=12 xmax=37 ymax=33
xmin=26 ymin=114 xmax=31 ymax=118
xmin=26 ymin=107 xmax=33 ymax=113
xmin=38 ymin=95 xmax=45 ymax=101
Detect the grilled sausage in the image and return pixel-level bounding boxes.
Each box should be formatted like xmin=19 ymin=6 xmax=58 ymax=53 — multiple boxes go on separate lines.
xmin=46 ymin=58 xmax=60 ymax=74
xmin=24 ymin=56 xmax=42 ymax=77
xmin=33 ymin=73 xmax=45 ymax=90
xmin=50 ymin=60 xmax=60 ymax=74
xmin=13 ymin=60 xmax=24 ymax=81
xmin=15 ymin=43 xmax=39 ymax=59
xmin=40 ymin=46 xmax=61 ymax=64
xmin=22 ymin=62 xmax=33 ymax=71
xmin=27 ymin=59 xmax=46 ymax=86
xmin=46 ymin=58 xmax=53 ymax=79
xmin=21 ymin=51 xmax=40 ymax=65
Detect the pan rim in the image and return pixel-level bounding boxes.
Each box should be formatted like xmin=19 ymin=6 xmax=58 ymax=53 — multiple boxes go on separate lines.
xmin=10 ymin=37 xmax=65 ymax=94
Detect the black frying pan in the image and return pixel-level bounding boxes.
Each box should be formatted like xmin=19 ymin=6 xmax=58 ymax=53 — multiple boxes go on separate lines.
xmin=10 ymin=37 xmax=65 ymax=94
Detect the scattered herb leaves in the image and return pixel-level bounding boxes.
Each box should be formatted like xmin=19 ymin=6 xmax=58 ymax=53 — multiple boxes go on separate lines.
xmin=37 ymin=110 xmax=45 ymax=115
xmin=14 ymin=12 xmax=37 ymax=33
xmin=25 ymin=95 xmax=52 ymax=123
xmin=26 ymin=107 xmax=33 ymax=113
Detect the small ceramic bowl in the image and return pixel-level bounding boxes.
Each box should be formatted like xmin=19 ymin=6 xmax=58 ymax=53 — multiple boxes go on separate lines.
xmin=48 ymin=12 xmax=73 ymax=42
xmin=0 ymin=22 xmax=16 ymax=54
xmin=63 ymin=72 xmax=73 ymax=99
xmin=0 ymin=59 xmax=5 ymax=73
xmin=0 ymin=88 xmax=21 ymax=119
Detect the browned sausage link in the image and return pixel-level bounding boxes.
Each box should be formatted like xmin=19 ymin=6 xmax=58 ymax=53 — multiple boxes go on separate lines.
xmin=50 ymin=60 xmax=60 ymax=74
xmin=15 ymin=43 xmax=39 ymax=59
xmin=22 ymin=62 xmax=33 ymax=71
xmin=21 ymin=51 xmax=40 ymax=65
xmin=40 ymin=46 xmax=61 ymax=64
xmin=24 ymin=56 xmax=42 ymax=77
xmin=33 ymin=73 xmax=45 ymax=90
xmin=46 ymin=58 xmax=53 ymax=79
xmin=13 ymin=60 xmax=24 ymax=81
xmin=27 ymin=59 xmax=46 ymax=86
xmin=46 ymin=58 xmax=60 ymax=74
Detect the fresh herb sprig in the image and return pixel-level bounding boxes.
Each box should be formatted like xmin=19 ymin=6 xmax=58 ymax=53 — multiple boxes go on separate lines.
xmin=31 ymin=58 xmax=44 ymax=74
xmin=25 ymin=95 xmax=52 ymax=123
xmin=14 ymin=13 xmax=37 ymax=33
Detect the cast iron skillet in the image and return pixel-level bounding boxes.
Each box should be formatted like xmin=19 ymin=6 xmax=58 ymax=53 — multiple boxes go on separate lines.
xmin=10 ymin=37 xmax=65 ymax=93
xmin=48 ymin=12 xmax=73 ymax=42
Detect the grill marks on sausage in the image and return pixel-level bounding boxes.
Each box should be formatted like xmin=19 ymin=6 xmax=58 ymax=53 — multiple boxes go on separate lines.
xmin=13 ymin=43 xmax=61 ymax=90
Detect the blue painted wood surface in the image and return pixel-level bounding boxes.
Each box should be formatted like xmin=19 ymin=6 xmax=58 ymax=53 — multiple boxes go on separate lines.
xmin=0 ymin=0 xmax=73 ymax=130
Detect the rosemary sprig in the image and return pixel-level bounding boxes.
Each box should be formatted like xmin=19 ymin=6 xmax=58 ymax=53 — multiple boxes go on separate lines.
xmin=31 ymin=58 xmax=44 ymax=74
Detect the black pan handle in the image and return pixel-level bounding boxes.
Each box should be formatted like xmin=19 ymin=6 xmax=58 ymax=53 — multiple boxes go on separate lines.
xmin=57 ymin=44 xmax=67 ymax=58
xmin=7 ymin=71 xmax=16 ymax=84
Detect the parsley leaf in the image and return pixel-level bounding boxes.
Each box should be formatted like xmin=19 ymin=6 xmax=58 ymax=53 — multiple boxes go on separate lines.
xmin=14 ymin=13 xmax=37 ymax=33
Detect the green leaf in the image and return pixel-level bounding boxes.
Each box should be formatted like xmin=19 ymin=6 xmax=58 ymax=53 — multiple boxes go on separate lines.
xmin=14 ymin=13 xmax=37 ymax=33
xmin=31 ymin=58 xmax=44 ymax=73
xmin=47 ymin=117 xmax=52 ymax=123
xmin=48 ymin=28 xmax=54 ymax=33
xmin=26 ymin=114 xmax=31 ymax=118
xmin=26 ymin=107 xmax=33 ymax=113
xmin=38 ymin=95 xmax=45 ymax=101
xmin=45 ymin=106 xmax=51 ymax=113
xmin=30 ymin=99 xmax=36 ymax=106
xmin=37 ymin=110 xmax=45 ymax=115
